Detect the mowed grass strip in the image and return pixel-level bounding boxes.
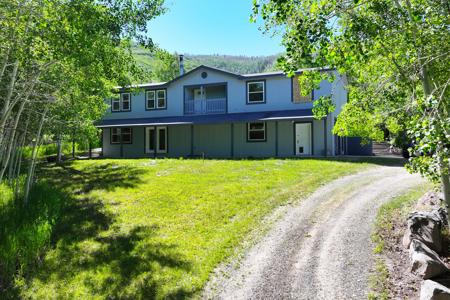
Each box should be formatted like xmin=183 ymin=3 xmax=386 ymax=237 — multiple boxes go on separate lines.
xmin=18 ymin=158 xmax=371 ymax=299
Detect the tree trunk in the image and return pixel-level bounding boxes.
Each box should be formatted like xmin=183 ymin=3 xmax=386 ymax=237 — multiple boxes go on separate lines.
xmin=0 ymin=61 xmax=19 ymax=149
xmin=57 ymin=134 xmax=62 ymax=162
xmin=442 ymin=171 xmax=450 ymax=218
xmin=7 ymin=133 xmax=19 ymax=184
xmin=13 ymin=133 xmax=26 ymax=200
xmin=0 ymin=100 xmax=26 ymax=181
xmin=24 ymin=105 xmax=48 ymax=205
xmin=72 ymin=139 xmax=75 ymax=158
xmin=418 ymin=60 xmax=450 ymax=221
xmin=437 ymin=146 xmax=450 ymax=218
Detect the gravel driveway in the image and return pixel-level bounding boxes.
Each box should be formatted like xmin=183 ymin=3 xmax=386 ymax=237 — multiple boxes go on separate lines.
xmin=204 ymin=166 xmax=424 ymax=300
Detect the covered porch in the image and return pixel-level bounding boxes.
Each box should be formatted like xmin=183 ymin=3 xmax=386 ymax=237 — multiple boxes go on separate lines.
xmin=98 ymin=109 xmax=334 ymax=158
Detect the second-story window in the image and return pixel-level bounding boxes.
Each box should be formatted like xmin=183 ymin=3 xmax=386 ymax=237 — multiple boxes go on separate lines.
xmin=247 ymin=81 xmax=265 ymax=104
xmin=146 ymin=89 xmax=166 ymax=110
xmin=112 ymin=93 xmax=131 ymax=112
xmin=112 ymin=98 xmax=120 ymax=112
xmin=121 ymin=93 xmax=131 ymax=111
xmin=292 ymin=76 xmax=313 ymax=103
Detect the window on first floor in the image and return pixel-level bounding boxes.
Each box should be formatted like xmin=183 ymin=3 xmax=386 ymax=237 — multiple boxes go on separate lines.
xmin=247 ymin=122 xmax=266 ymax=142
xmin=111 ymin=128 xmax=133 ymax=144
xmin=145 ymin=126 xmax=167 ymax=153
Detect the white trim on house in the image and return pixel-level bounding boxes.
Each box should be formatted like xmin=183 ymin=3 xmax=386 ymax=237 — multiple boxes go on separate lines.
xmin=247 ymin=122 xmax=266 ymax=141
xmin=247 ymin=81 xmax=265 ymax=103
xmin=121 ymin=93 xmax=131 ymax=111
xmin=145 ymin=126 xmax=167 ymax=153
xmin=157 ymin=90 xmax=166 ymax=109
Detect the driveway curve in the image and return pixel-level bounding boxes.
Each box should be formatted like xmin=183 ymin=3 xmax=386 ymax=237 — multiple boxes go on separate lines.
xmin=204 ymin=166 xmax=423 ymax=300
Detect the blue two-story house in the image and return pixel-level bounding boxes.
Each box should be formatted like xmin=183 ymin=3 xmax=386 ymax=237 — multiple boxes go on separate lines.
xmin=97 ymin=60 xmax=369 ymax=158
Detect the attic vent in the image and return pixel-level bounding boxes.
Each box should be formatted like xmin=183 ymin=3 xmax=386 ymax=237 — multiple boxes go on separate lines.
xmin=201 ymin=71 xmax=208 ymax=79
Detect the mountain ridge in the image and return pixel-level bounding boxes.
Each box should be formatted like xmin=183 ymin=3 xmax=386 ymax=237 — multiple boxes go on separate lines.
xmin=132 ymin=46 xmax=282 ymax=76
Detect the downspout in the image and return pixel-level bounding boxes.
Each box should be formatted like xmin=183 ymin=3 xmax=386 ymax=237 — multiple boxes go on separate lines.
xmin=100 ymin=129 xmax=103 ymax=157
xmin=275 ymin=121 xmax=279 ymax=157
xmin=120 ymin=128 xmax=123 ymax=158
xmin=190 ymin=124 xmax=194 ymax=156
xmin=153 ymin=127 xmax=157 ymax=159
xmin=230 ymin=123 xmax=234 ymax=158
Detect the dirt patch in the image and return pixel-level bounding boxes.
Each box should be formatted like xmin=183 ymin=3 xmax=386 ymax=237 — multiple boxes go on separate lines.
xmin=381 ymin=215 xmax=422 ymax=299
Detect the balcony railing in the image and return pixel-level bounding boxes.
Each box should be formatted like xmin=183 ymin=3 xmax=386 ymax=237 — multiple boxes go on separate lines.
xmin=184 ymin=98 xmax=226 ymax=115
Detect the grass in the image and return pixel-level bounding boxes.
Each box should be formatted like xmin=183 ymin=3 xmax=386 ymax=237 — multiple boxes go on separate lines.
xmin=3 ymin=158 xmax=381 ymax=299
xmin=0 ymin=179 xmax=65 ymax=298
xmin=368 ymin=183 xmax=433 ymax=300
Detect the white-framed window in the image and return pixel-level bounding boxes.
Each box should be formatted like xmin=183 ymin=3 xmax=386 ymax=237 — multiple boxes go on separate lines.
xmin=111 ymin=128 xmax=120 ymax=143
xmin=111 ymin=128 xmax=133 ymax=144
xmin=112 ymin=97 xmax=120 ymax=112
xmin=121 ymin=128 xmax=132 ymax=143
xmin=145 ymin=126 xmax=167 ymax=153
xmin=146 ymin=89 xmax=166 ymax=109
xmin=121 ymin=93 xmax=131 ymax=111
xmin=146 ymin=90 xmax=156 ymax=109
xmin=247 ymin=122 xmax=266 ymax=142
xmin=247 ymin=81 xmax=265 ymax=103
xmin=157 ymin=90 xmax=166 ymax=108
xmin=112 ymin=93 xmax=131 ymax=112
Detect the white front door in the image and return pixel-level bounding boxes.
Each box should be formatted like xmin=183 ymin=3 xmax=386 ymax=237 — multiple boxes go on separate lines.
xmin=295 ymin=123 xmax=312 ymax=155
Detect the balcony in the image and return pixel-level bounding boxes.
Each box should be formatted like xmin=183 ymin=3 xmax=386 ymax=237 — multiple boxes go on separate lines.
xmin=184 ymin=84 xmax=227 ymax=115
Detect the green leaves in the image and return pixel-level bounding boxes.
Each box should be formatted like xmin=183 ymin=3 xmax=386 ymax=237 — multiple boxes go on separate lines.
xmin=312 ymin=96 xmax=335 ymax=120
xmin=254 ymin=0 xmax=450 ymax=185
xmin=0 ymin=0 xmax=166 ymax=189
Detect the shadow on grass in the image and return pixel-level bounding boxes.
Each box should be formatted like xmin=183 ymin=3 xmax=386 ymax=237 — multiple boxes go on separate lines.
xmin=39 ymin=162 xmax=148 ymax=194
xmin=2 ymin=162 xmax=192 ymax=299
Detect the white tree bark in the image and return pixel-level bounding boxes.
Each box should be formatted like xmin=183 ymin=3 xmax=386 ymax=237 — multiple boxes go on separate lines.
xmin=24 ymin=105 xmax=48 ymax=205
xmin=0 ymin=60 xmax=19 ymax=150
xmin=0 ymin=100 xmax=27 ymax=181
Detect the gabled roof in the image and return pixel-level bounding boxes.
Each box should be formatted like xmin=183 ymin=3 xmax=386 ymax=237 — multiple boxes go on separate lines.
xmin=118 ymin=65 xmax=336 ymax=90
xmin=129 ymin=65 xmax=241 ymax=90
xmin=164 ymin=65 xmax=242 ymax=85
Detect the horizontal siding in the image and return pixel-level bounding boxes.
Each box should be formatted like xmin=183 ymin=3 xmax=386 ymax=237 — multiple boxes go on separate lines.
xmin=102 ymin=67 xmax=343 ymax=120
xmin=102 ymin=119 xmax=329 ymax=158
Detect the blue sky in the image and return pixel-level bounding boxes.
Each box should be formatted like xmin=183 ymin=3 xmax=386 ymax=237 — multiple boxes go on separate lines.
xmin=147 ymin=0 xmax=284 ymax=56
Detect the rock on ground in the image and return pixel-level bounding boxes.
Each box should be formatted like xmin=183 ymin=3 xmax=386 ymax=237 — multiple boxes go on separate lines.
xmin=403 ymin=210 xmax=444 ymax=253
xmin=410 ymin=239 xmax=449 ymax=280
xmin=421 ymin=280 xmax=450 ymax=300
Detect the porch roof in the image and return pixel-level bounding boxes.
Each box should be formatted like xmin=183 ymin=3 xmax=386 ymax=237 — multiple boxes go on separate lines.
xmin=96 ymin=109 xmax=314 ymax=128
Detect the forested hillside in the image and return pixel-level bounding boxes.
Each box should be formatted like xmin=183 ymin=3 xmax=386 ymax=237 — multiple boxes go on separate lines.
xmin=133 ymin=46 xmax=280 ymax=81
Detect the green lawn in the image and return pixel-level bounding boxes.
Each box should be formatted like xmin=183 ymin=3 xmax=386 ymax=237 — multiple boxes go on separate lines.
xmin=14 ymin=158 xmax=375 ymax=299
